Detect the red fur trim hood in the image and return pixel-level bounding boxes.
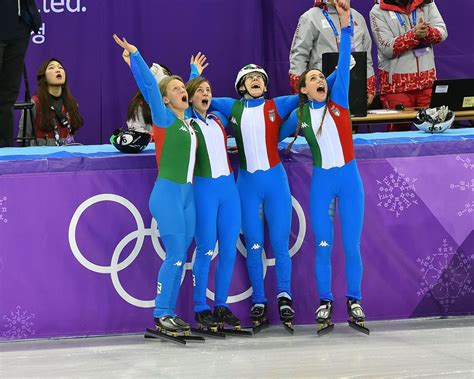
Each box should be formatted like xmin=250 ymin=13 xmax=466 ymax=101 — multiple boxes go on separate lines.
xmin=378 ymin=0 xmax=426 ymax=14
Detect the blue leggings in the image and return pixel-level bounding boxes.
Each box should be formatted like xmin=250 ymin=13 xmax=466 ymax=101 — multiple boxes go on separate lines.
xmin=193 ymin=174 xmax=241 ymax=312
xmin=310 ymin=159 xmax=364 ymax=302
xmin=149 ymin=179 xmax=195 ymax=318
xmin=237 ymin=163 xmax=292 ymax=304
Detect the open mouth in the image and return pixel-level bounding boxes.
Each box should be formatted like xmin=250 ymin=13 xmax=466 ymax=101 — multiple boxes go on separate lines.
xmin=56 ymin=74 xmax=63 ymax=79
xmin=317 ymin=85 xmax=325 ymax=94
xmin=202 ymin=99 xmax=209 ymax=106
xmin=251 ymin=84 xmax=261 ymax=90
xmin=182 ymin=95 xmax=188 ymax=102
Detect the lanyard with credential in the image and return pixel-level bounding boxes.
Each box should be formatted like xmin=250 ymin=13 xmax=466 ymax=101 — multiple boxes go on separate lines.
xmin=321 ymin=8 xmax=354 ymax=46
xmin=395 ymin=10 xmax=417 ymax=28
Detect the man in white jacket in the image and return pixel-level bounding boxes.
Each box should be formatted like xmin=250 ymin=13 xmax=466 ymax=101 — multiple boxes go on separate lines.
xmin=289 ymin=0 xmax=376 ymax=106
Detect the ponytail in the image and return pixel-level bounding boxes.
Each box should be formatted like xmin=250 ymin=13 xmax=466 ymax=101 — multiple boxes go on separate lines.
xmin=285 ymin=93 xmax=307 ymax=153
xmin=316 ymin=99 xmax=329 ymax=137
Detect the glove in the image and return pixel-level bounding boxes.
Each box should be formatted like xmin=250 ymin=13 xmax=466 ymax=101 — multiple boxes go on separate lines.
xmin=289 ymin=74 xmax=300 ymax=94
xmin=350 ymin=54 xmax=356 ymax=70
xmin=150 ymin=63 xmax=167 ymax=84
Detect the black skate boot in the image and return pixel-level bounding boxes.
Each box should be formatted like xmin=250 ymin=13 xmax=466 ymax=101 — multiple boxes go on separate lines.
xmin=277 ymin=293 xmax=295 ymax=334
xmin=347 ymin=299 xmax=369 ymax=335
xmin=191 ymin=310 xmax=226 ymax=339
xmin=145 ymin=316 xmax=205 ymax=345
xmin=214 ymin=306 xmax=252 ymax=336
xmin=173 ymin=316 xmax=191 ymax=332
xmin=154 ymin=316 xmax=182 ymax=334
xmin=315 ymin=300 xmax=334 ymax=336
xmin=250 ymin=303 xmax=269 ymax=334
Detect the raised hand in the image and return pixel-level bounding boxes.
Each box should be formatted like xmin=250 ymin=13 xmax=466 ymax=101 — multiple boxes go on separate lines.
xmin=334 ymin=0 xmax=350 ymax=27
xmin=190 ymin=52 xmax=209 ymax=75
xmin=113 ymin=34 xmax=138 ymax=67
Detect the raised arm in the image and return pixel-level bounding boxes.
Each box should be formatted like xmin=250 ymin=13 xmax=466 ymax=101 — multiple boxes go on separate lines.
xmin=274 ymin=94 xmax=299 ymax=121
xmin=130 ymin=51 xmax=170 ymax=126
xmin=113 ymin=34 xmax=171 ymax=127
xmin=330 ymin=0 xmax=351 ymax=108
xmin=209 ymin=97 xmax=237 ymax=120
xmin=189 ymin=52 xmax=209 ymax=81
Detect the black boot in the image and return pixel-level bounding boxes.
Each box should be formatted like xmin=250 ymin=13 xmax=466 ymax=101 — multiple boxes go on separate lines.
xmin=347 ymin=299 xmax=365 ymax=322
xmin=154 ymin=316 xmax=184 ymax=333
xmin=214 ymin=306 xmax=240 ymax=327
xmin=195 ymin=310 xmax=218 ymax=328
xmin=277 ymin=294 xmax=295 ymax=322
xmin=315 ymin=300 xmax=333 ymax=324
xmin=250 ymin=303 xmax=266 ymax=322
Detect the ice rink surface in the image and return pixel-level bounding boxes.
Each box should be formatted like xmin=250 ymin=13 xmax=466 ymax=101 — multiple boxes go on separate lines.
xmin=1 ymin=317 xmax=473 ymax=378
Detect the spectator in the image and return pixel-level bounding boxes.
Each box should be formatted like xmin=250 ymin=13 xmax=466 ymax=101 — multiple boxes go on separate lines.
xmin=370 ymin=0 xmax=447 ymax=131
xmin=0 ymin=0 xmax=41 ymax=147
xmin=18 ymin=58 xmax=84 ymax=145
xmin=289 ymin=0 xmax=376 ymax=105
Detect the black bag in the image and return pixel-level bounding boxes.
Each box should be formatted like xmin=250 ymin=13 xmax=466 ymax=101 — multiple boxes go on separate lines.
xmin=20 ymin=0 xmax=42 ymax=34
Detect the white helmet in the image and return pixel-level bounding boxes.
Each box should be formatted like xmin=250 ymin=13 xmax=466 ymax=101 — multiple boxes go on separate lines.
xmin=234 ymin=64 xmax=269 ymax=95
xmin=150 ymin=63 xmax=172 ymax=84
xmin=413 ymin=106 xmax=455 ymax=133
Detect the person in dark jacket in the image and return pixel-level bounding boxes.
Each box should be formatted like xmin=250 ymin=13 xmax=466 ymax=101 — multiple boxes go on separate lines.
xmin=0 ymin=0 xmax=41 ymax=147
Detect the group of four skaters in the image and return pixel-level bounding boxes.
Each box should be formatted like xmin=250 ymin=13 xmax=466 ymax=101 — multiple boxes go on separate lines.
xmin=113 ymin=0 xmax=366 ymax=339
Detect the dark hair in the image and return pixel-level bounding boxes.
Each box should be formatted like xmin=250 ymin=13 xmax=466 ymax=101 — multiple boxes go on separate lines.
xmin=127 ymin=62 xmax=172 ymax=125
xmin=159 ymin=63 xmax=172 ymax=77
xmin=127 ymin=91 xmax=152 ymax=126
xmin=286 ymin=69 xmax=329 ymax=152
xmin=36 ymin=58 xmax=84 ymax=133
xmin=382 ymin=0 xmax=411 ymax=6
xmin=185 ymin=77 xmax=211 ymax=103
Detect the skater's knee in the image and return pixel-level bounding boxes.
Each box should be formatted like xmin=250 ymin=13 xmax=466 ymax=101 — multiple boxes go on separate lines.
xmin=216 ymin=249 xmax=236 ymax=265
xmin=270 ymin=237 xmax=289 ymax=255
xmin=197 ymin=247 xmax=215 ymax=260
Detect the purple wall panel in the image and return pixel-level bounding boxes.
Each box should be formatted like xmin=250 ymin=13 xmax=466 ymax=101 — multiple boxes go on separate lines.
xmin=1 ymin=151 xmax=472 ymax=340
xmin=14 ymin=1 xmax=473 ymax=145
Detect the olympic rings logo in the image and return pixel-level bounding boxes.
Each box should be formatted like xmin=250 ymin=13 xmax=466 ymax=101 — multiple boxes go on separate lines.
xmin=68 ymin=194 xmax=306 ymax=308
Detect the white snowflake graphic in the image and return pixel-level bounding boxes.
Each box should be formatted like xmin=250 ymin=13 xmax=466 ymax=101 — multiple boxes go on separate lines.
xmin=0 ymin=196 xmax=7 ymax=224
xmin=376 ymin=167 xmax=418 ymax=217
xmin=416 ymin=239 xmax=473 ymax=311
xmin=450 ymin=156 xmax=474 ymax=217
xmin=3 ymin=305 xmax=35 ymax=339
xmin=456 ymin=201 xmax=474 ymax=217
xmin=455 ymin=155 xmax=474 ymax=170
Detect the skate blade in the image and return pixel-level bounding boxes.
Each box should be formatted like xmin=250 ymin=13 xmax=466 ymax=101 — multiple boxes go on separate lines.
xmin=219 ymin=327 xmax=253 ymax=337
xmin=251 ymin=319 xmax=270 ymax=335
xmin=144 ymin=328 xmax=187 ymax=346
xmin=283 ymin=322 xmax=294 ymax=335
xmin=181 ymin=334 xmax=206 ymax=343
xmin=316 ymin=323 xmax=334 ymax=336
xmin=191 ymin=327 xmax=226 ymax=339
xmin=348 ymin=320 xmax=370 ymax=335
